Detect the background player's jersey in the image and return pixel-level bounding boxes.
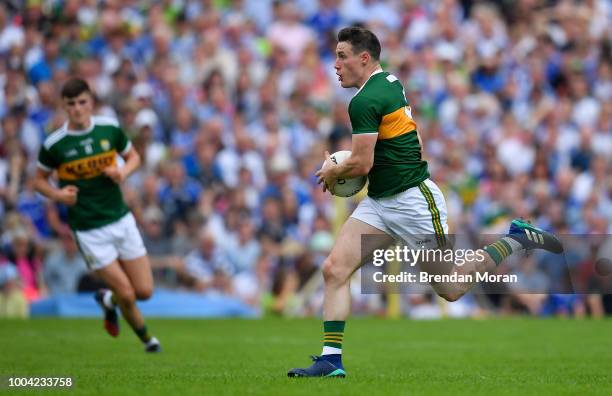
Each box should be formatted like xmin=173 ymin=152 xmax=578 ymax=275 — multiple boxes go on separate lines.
xmin=37 ymin=116 xmax=131 ymax=231
xmin=348 ymin=70 xmax=429 ymax=198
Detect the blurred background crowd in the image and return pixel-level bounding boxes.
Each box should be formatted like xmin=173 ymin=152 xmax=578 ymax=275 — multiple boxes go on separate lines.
xmin=0 ymin=0 xmax=610 ymax=319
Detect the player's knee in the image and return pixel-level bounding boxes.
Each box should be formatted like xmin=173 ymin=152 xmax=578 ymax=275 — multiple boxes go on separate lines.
xmin=439 ymin=291 xmax=463 ymax=302
xmin=322 ymin=256 xmax=350 ymax=285
xmin=135 ymin=286 xmax=153 ymax=301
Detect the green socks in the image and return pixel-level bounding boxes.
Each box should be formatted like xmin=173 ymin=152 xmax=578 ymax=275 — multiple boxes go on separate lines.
xmin=134 ymin=325 xmax=152 ymax=343
xmin=322 ymin=321 xmax=345 ymax=355
xmin=484 ymin=237 xmax=521 ymax=265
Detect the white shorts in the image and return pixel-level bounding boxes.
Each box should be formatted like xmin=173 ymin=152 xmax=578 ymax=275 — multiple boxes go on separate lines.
xmin=74 ymin=212 xmax=147 ymax=271
xmin=351 ymin=179 xmax=449 ymax=249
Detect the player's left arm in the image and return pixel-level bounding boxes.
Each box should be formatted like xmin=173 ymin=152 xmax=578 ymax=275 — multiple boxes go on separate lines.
xmin=116 ymin=146 xmax=142 ymax=182
xmin=104 ymin=126 xmax=141 ymax=184
xmin=316 ymin=133 xmax=377 ymax=191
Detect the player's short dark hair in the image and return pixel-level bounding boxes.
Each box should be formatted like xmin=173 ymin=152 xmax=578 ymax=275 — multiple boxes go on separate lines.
xmin=61 ymin=78 xmax=92 ymax=99
xmin=337 ymin=26 xmax=381 ymax=61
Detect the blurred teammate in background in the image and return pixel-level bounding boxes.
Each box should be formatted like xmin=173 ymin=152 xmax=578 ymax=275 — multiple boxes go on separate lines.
xmin=34 ymin=78 xmax=161 ymax=353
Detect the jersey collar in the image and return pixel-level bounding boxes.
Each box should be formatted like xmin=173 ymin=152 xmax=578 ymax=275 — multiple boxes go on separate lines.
xmin=354 ymin=67 xmax=384 ymax=97
xmin=65 ymin=117 xmax=95 ymax=135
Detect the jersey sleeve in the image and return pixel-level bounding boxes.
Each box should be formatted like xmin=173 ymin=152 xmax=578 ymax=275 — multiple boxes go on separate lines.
xmin=348 ymin=94 xmax=381 ymax=134
xmin=113 ymin=126 xmax=132 ymax=155
xmin=37 ymin=145 xmax=59 ymax=172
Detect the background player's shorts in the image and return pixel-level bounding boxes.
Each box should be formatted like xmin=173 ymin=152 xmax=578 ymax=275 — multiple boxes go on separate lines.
xmin=351 ymin=178 xmax=449 ymax=249
xmin=74 ymin=212 xmax=147 ymax=270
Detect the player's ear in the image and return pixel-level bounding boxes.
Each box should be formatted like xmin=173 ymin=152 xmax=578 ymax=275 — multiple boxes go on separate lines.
xmin=360 ymin=51 xmax=370 ymax=66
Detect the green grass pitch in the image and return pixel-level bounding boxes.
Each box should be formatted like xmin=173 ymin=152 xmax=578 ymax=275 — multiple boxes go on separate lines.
xmin=1 ymin=318 xmax=611 ymax=395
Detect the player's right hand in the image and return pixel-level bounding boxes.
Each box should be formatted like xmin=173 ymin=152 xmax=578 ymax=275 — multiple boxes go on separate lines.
xmin=55 ymin=185 xmax=79 ymax=206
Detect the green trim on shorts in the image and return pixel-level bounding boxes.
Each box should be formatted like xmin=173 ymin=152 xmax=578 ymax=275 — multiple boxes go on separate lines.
xmin=418 ymin=182 xmax=446 ymax=247
xmin=71 ymin=231 xmax=94 ymax=270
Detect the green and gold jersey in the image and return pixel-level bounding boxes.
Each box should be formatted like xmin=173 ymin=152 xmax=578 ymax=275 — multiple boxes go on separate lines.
xmin=37 ymin=116 xmax=131 ymax=231
xmin=348 ymin=70 xmax=429 ymax=198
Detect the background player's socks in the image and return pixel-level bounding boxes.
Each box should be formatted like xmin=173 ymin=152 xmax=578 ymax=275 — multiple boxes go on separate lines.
xmin=102 ymin=290 xmax=116 ymax=309
xmin=321 ymin=321 xmax=345 ymax=369
xmin=144 ymin=337 xmax=161 ymax=353
xmin=484 ymin=237 xmax=522 ymax=265
xmin=95 ymin=289 xmax=119 ymax=337
xmin=134 ymin=325 xmax=152 ymax=343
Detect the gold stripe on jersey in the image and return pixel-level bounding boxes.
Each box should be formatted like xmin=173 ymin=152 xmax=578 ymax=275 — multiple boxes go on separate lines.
xmin=378 ymin=107 xmax=417 ymax=140
xmin=57 ymin=150 xmax=117 ymax=181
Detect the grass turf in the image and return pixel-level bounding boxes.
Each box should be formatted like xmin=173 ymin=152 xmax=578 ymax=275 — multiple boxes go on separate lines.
xmin=1 ymin=318 xmax=611 ymax=395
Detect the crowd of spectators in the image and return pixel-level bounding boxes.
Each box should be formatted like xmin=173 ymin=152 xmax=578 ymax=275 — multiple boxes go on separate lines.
xmin=0 ymin=0 xmax=610 ymax=318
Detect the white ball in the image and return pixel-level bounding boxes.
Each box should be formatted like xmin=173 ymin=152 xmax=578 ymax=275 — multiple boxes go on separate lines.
xmin=324 ymin=150 xmax=367 ymax=197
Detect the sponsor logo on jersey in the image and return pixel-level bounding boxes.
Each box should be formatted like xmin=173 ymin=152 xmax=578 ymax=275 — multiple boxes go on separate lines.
xmin=57 ymin=150 xmax=117 ymax=181
xmin=100 ymin=139 xmax=110 ymax=151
